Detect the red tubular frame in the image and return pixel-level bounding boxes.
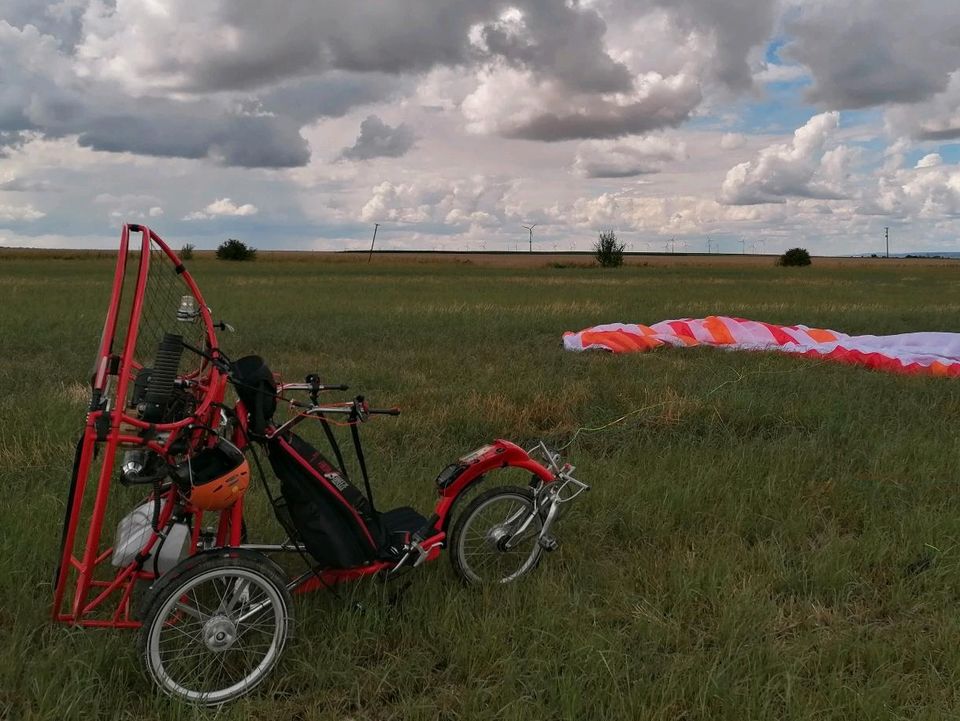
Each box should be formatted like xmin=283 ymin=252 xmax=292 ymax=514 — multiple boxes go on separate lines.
xmin=292 ymin=440 xmax=555 ymax=594
xmin=52 ymin=225 xmax=228 ymax=628
xmin=53 ymin=225 xmax=559 ymax=629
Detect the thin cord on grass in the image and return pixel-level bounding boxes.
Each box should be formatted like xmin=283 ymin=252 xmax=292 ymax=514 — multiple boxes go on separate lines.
xmin=556 ymin=357 xmax=828 ymax=451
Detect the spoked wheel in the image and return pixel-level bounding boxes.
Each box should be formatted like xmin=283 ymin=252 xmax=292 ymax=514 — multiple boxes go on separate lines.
xmin=137 ymin=550 xmax=293 ymax=706
xmin=449 ymin=486 xmax=543 ymax=585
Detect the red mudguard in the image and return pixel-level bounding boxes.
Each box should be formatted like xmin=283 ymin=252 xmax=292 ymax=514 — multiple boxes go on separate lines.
xmin=433 ymin=440 xmax=555 ymax=526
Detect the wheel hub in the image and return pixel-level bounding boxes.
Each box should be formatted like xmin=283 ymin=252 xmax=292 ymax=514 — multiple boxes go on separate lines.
xmin=486 ymin=524 xmax=513 ymax=551
xmin=202 ymin=615 xmax=238 ymax=652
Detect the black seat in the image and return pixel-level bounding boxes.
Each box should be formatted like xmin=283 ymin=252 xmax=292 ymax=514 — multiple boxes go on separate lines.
xmin=379 ymin=506 xmax=428 ymax=536
xmin=377 ymin=506 xmax=428 ymax=560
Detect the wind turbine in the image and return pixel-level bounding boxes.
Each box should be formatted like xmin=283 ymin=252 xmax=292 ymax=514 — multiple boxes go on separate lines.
xmin=522 ymin=223 xmax=537 ymax=253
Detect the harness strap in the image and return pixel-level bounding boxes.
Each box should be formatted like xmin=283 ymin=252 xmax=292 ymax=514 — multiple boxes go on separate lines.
xmin=318 ymin=413 xmax=350 ymax=482
xmin=349 ymin=420 xmax=377 ymax=514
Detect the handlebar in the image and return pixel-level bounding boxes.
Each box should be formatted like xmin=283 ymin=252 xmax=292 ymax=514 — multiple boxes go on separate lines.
xmin=264 ymin=375 xmax=402 ymax=435
xmin=268 ymin=396 xmax=400 ymax=438
xmin=279 ymin=382 xmax=349 ymax=393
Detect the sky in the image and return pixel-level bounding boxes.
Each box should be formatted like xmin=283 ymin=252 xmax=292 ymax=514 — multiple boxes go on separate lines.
xmin=1 ymin=0 xmax=959 ymax=255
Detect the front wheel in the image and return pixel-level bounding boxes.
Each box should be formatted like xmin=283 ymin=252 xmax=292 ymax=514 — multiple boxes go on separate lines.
xmin=449 ymin=486 xmax=543 ymax=585
xmin=137 ymin=550 xmax=293 ymax=706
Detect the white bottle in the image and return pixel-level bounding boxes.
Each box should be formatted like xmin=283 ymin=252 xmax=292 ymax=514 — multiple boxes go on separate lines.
xmin=112 ymin=501 xmax=191 ymax=574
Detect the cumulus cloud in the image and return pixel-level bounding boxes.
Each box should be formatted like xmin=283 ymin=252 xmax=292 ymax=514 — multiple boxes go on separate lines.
xmin=3 ymin=1 xmax=738 ymax=163
xmin=720 ymin=112 xmax=854 ymax=205
xmin=573 ymin=135 xmax=687 ymax=178
xmin=0 ymin=177 xmax=53 ymax=191
xmin=558 ymin=190 xmax=788 ymax=236
xmin=91 ymin=193 xmax=165 ymax=221
xmin=184 ymin=198 xmax=259 ymax=220
xmin=360 ymin=176 xmax=514 ymax=228
xmin=0 ymin=0 xmax=832 ymax=167
xmin=72 ymin=1 xmax=497 ymax=93
xmin=471 ymin=3 xmax=633 ymax=94
xmin=340 ymin=115 xmax=416 ymax=161
xmin=261 ymin=72 xmax=410 ymax=124
xmin=5 ymin=0 xmax=960 ymax=254
xmin=0 ymin=21 xmax=311 ymax=168
xmin=870 ymin=159 xmax=960 ymax=219
xmin=916 ymin=154 xmax=943 ymax=169
xmin=719 ymin=133 xmax=747 ymax=150
xmin=885 ymin=71 xmax=960 ymax=141
xmin=0 ymin=202 xmax=45 ymax=221
xmin=462 ymin=66 xmax=701 ymax=141
xmin=646 ymin=0 xmax=781 ymax=91
xmin=785 ymin=0 xmax=960 ymax=109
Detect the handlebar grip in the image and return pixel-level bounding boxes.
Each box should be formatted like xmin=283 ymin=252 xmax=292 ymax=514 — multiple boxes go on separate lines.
xmin=326 ymin=384 xmax=349 ymax=391
xmin=368 ymin=407 xmax=401 ymax=416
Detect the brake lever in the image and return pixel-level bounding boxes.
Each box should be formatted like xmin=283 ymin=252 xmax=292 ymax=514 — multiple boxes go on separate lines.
xmin=353 ymin=395 xmax=369 ymax=422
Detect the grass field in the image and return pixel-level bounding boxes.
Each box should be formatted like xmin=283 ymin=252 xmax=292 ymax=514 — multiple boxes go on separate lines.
xmin=3 ymin=252 xmax=960 ymax=720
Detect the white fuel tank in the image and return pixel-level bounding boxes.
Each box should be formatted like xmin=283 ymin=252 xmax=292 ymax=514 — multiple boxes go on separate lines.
xmin=111 ymin=501 xmax=191 ymax=574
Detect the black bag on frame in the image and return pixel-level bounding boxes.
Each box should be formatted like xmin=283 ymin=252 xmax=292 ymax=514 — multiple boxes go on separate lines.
xmin=267 ymin=431 xmax=383 ymax=569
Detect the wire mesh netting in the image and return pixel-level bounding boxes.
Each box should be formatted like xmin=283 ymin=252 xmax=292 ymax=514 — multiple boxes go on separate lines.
xmin=104 ymin=237 xmax=212 ymax=424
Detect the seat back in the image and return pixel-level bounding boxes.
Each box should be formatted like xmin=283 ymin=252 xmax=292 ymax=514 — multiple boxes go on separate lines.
xmin=231 ymin=355 xmax=278 ymax=436
xmin=267 ymin=431 xmax=382 ymax=568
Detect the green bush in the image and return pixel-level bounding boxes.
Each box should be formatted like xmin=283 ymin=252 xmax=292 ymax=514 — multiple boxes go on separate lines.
xmin=216 ymin=238 xmax=256 ymax=261
xmin=179 ymin=243 xmax=195 ymax=260
xmin=777 ymin=247 xmax=811 ymax=267
xmin=593 ymin=230 xmax=625 ymax=268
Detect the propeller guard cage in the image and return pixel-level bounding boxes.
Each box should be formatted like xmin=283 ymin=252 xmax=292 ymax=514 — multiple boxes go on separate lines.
xmin=52 ymin=224 xmax=229 ymax=628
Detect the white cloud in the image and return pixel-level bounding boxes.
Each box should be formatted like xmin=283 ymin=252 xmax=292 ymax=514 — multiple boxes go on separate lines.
xmin=360 ymin=176 xmax=516 ymax=227
xmin=3 ymin=0 xmax=960 ymax=255
xmin=886 ymin=71 xmax=960 ymax=141
xmin=340 ymin=115 xmax=416 ymax=160
xmin=785 ymin=0 xmax=960 ymax=109
xmin=719 ymin=132 xmax=747 ymax=150
xmin=871 ymin=160 xmax=960 ymax=219
xmin=720 ymin=112 xmax=852 ymax=205
xmin=183 ymin=197 xmax=258 ymax=220
xmin=573 ymin=135 xmax=687 ymax=178
xmin=461 ymin=65 xmax=702 ymax=141
xmin=0 ymin=203 xmax=46 ymax=221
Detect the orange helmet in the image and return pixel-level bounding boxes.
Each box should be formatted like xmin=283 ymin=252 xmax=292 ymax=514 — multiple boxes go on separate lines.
xmin=176 ymin=439 xmax=250 ymax=510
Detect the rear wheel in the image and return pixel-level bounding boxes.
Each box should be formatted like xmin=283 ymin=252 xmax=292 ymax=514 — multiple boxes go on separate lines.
xmin=137 ymin=550 xmax=292 ymax=705
xmin=449 ymin=486 xmax=543 ymax=585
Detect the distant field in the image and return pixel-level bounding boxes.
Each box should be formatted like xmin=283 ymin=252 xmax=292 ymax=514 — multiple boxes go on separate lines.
xmin=3 ymin=246 xmax=957 ymax=268
xmin=3 ymin=254 xmax=960 ymax=720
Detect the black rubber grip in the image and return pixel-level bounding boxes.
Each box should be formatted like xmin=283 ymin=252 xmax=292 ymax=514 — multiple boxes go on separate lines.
xmin=368 ymin=407 xmax=401 ymax=416
xmin=140 ymin=333 xmax=183 ymax=422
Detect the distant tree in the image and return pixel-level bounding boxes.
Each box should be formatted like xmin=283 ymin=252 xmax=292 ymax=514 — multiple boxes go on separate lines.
xmin=179 ymin=243 xmax=195 ymax=260
xmin=777 ymin=247 xmax=811 ymax=267
xmin=216 ymin=238 xmax=256 ymax=261
xmin=593 ymin=230 xmax=625 ymax=268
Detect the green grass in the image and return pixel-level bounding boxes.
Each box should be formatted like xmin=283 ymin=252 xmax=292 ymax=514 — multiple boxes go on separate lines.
xmin=3 ymin=255 xmax=960 ymax=720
